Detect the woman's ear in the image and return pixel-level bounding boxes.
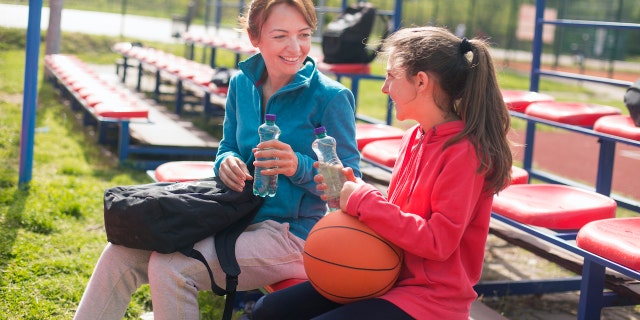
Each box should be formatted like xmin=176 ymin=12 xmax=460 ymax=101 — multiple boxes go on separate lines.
xmin=249 ymin=33 xmax=259 ymax=47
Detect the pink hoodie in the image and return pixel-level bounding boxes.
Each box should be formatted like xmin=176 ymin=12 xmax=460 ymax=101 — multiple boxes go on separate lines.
xmin=346 ymin=121 xmax=493 ymax=319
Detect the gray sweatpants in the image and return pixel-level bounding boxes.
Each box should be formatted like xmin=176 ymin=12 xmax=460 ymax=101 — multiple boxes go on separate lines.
xmin=74 ymin=220 xmax=306 ymax=320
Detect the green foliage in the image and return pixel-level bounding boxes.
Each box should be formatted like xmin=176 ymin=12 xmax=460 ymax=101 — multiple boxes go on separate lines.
xmin=0 ymin=27 xmax=28 ymax=51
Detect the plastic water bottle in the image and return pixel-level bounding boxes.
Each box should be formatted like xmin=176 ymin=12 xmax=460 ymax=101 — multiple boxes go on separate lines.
xmin=253 ymin=114 xmax=281 ymax=197
xmin=312 ymin=126 xmax=347 ymax=211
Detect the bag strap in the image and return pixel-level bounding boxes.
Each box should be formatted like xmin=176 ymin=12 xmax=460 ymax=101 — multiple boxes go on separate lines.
xmin=181 ymin=247 xmax=237 ymax=320
xmin=181 ymin=180 xmax=262 ymax=320
xmin=213 ymin=198 xmax=261 ymax=320
xmin=180 ymin=248 xmax=227 ymax=296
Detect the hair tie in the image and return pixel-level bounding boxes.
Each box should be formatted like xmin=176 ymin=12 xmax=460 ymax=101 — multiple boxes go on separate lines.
xmin=459 ymin=37 xmax=473 ymax=54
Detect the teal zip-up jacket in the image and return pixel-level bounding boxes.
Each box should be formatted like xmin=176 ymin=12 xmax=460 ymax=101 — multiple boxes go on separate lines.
xmin=214 ymin=54 xmax=361 ymax=240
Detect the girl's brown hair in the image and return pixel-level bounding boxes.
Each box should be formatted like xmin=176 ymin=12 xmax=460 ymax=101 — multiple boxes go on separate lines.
xmin=383 ymin=26 xmax=513 ymax=193
xmin=240 ymin=0 xmax=317 ymax=40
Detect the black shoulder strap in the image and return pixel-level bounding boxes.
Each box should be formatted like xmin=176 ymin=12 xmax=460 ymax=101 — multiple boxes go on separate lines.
xmin=180 ymin=247 xmax=227 ymax=295
xmin=213 ymin=201 xmax=261 ymax=320
xmin=178 ymin=202 xmax=260 ymax=320
xmin=180 ymin=181 xmax=262 ymax=320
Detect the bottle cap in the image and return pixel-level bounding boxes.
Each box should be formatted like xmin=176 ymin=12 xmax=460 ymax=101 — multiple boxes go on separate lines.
xmin=314 ymin=126 xmax=327 ymax=135
xmin=265 ymin=114 xmax=276 ymax=121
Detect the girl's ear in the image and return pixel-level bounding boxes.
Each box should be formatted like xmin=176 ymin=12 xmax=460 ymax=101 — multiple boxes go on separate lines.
xmin=415 ymin=71 xmax=430 ymax=93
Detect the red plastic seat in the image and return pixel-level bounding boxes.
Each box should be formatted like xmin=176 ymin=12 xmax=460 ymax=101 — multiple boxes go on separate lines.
xmin=317 ymin=62 xmax=371 ymax=75
xmin=355 ymin=123 xmax=405 ymax=150
xmin=492 ymin=184 xmax=616 ymax=230
xmin=576 ymin=217 xmax=640 ymax=271
xmin=525 ymin=101 xmax=621 ymax=127
xmin=263 ymin=278 xmax=306 ymax=294
xmin=93 ymin=101 xmax=150 ymax=119
xmin=501 ymin=90 xmax=555 ymax=113
xmin=360 ymin=138 xmax=402 ymax=169
xmin=154 ymin=161 xmax=215 ymax=182
xmin=510 ymin=166 xmax=529 ymax=185
xmin=593 ymin=115 xmax=640 ymax=141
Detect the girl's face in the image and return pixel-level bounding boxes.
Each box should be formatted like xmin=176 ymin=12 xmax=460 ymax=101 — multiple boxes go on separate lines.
xmin=250 ymin=3 xmax=313 ymax=80
xmin=382 ymin=54 xmax=421 ymax=122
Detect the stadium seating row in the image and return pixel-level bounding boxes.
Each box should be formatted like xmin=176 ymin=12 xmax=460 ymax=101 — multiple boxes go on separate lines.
xmin=113 ymin=42 xmax=230 ymax=118
xmin=44 ymin=54 xmax=219 ymax=169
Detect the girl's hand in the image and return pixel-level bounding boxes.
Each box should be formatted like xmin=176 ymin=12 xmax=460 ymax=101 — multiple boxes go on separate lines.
xmin=313 ymin=163 xmax=357 ymax=201
xmin=340 ymin=180 xmax=362 ymax=211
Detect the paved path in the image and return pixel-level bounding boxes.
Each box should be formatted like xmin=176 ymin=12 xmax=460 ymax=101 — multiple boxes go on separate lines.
xmin=0 ymin=3 xmax=237 ymax=43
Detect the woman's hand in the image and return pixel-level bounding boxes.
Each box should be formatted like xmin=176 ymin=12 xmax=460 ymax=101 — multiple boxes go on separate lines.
xmin=218 ymin=156 xmax=252 ymax=192
xmin=253 ymin=140 xmax=299 ymax=177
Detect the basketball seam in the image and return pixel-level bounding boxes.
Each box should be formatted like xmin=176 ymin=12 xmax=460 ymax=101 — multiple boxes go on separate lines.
xmin=309 ymin=225 xmax=403 ymax=259
xmin=303 ymin=252 xmax=400 ymax=271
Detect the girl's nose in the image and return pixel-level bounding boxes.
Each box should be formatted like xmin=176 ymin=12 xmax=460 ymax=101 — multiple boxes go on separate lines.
xmin=381 ymin=80 xmax=390 ymax=94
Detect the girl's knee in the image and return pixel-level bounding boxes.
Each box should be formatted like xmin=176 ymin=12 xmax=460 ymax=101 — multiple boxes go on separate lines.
xmin=250 ymin=295 xmax=274 ymax=320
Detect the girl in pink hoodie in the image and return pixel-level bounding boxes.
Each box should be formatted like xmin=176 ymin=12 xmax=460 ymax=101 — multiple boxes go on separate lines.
xmin=252 ymin=26 xmax=513 ymax=320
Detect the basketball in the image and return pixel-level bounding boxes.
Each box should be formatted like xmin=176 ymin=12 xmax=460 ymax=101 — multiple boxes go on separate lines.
xmin=303 ymin=210 xmax=403 ymax=304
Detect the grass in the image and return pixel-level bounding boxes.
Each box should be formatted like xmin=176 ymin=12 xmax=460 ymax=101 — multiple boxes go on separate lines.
xmin=0 ymin=51 xmax=154 ymax=319
xmin=0 ymin=26 xmax=637 ymax=319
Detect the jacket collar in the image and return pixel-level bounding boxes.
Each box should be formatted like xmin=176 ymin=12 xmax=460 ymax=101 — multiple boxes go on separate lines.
xmin=238 ymin=53 xmax=316 ymax=92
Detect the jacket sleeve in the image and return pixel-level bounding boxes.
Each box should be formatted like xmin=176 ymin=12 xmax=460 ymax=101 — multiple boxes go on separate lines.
xmin=214 ymin=77 xmax=242 ymax=176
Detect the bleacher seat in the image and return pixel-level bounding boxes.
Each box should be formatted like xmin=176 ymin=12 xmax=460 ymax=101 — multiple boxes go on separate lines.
xmin=45 ymin=54 xmax=150 ymax=120
xmin=593 ymin=114 xmax=640 ymax=141
xmin=317 ymin=61 xmax=371 ymax=75
xmin=576 ymin=217 xmax=640 ymax=271
xmin=154 ymin=161 xmax=215 ymax=182
xmin=262 ymin=278 xmax=306 ymax=294
xmin=360 ymin=138 xmax=402 ymax=169
xmin=510 ymin=166 xmax=529 ymax=185
xmin=355 ymin=123 xmax=405 ymax=150
xmin=362 ymin=137 xmax=530 ymax=186
xmin=525 ymin=101 xmax=621 ymax=127
xmin=492 ymin=184 xmax=616 ymax=231
xmin=502 ymin=90 xmax=555 ymax=113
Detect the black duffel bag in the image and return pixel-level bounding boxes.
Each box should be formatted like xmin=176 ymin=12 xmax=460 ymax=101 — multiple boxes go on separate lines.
xmin=103 ymin=176 xmax=263 ymax=320
xmin=625 ymin=78 xmax=640 ymax=127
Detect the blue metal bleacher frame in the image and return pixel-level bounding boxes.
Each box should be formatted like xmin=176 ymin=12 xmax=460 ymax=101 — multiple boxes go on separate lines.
xmin=477 ymin=1 xmax=640 ymax=319
xmin=526 ymin=0 xmax=640 ymax=211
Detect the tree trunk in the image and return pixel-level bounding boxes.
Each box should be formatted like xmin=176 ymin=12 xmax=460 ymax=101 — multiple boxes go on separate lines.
xmin=45 ymin=0 xmax=63 ymax=55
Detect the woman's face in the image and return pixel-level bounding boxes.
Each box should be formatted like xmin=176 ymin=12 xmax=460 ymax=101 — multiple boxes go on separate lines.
xmin=382 ymin=54 xmax=421 ymax=122
xmin=250 ymin=3 xmax=313 ymax=80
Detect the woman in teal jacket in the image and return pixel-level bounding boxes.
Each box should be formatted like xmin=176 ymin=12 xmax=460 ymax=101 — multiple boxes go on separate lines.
xmin=74 ymin=0 xmax=360 ymax=319
xmin=215 ymin=42 xmax=361 ymax=241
